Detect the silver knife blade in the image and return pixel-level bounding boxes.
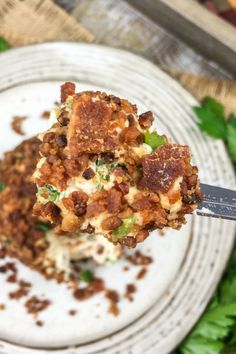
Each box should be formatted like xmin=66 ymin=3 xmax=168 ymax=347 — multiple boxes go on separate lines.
xmin=197 ymin=183 xmax=236 ymax=221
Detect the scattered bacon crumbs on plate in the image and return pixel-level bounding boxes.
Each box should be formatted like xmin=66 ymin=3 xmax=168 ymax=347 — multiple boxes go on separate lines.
xmin=9 ymin=280 xmax=31 ymax=300
xmin=41 ymin=111 xmax=50 ymax=119
xmin=68 ymin=309 xmax=77 ymax=316
xmin=11 ymin=116 xmax=27 ymax=136
xmin=36 ymin=320 xmax=44 ymax=327
xmin=74 ymin=277 xmax=105 ymax=301
xmin=0 ymin=304 xmax=5 ymax=310
xmin=6 ymin=273 xmax=17 ymax=283
xmin=125 ymin=284 xmax=136 ymax=302
xmin=136 ymin=267 xmax=147 ymax=280
xmin=123 ymin=266 xmax=129 ymax=271
xmin=25 ymin=296 xmax=51 ymax=315
xmin=105 ymin=289 xmax=120 ymax=317
xmin=126 ymin=250 xmax=153 ymax=266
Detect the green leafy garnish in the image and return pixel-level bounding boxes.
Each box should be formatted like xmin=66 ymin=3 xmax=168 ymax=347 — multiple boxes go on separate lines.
xmin=0 ymin=37 xmax=10 ymax=52
xmin=0 ymin=182 xmax=6 ymax=192
xmin=177 ymin=249 xmax=236 ymax=354
xmin=112 ymin=214 xmax=136 ymax=238
xmin=227 ymin=116 xmax=236 ymax=164
xmin=78 ymin=269 xmax=94 ymax=283
xmin=35 ymin=221 xmax=52 ymax=232
xmin=193 ymin=97 xmax=227 ymax=139
xmin=96 ymin=159 xmax=105 ymax=167
xmin=193 ymin=97 xmax=236 ymax=166
xmin=37 ymin=185 xmax=60 ymax=202
xmin=144 ymin=130 xmax=165 ymax=150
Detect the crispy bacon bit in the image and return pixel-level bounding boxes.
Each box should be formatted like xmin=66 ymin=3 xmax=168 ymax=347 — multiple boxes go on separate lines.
xmin=25 ymin=296 xmax=51 ymax=314
xmin=68 ymin=94 xmax=118 ymax=157
xmin=122 ymin=236 xmax=137 ymax=248
xmin=126 ymin=250 xmax=153 ymax=265
xmin=141 ymin=144 xmax=190 ymax=193
xmin=68 ymin=309 xmax=77 ymax=316
xmin=101 ymin=216 xmax=122 ymax=230
xmin=61 ymin=82 xmax=76 ymax=103
xmin=138 ymin=111 xmax=154 ymax=128
xmin=41 ymin=111 xmax=50 ymax=120
xmin=11 ymin=116 xmax=27 ymax=136
xmin=107 ymin=188 xmax=122 ymax=214
xmin=125 ymin=283 xmax=136 ymax=302
xmin=71 ymin=190 xmax=88 ymax=216
xmin=136 ymin=267 xmax=147 ymax=280
xmin=120 ymin=126 xmax=141 ymax=144
xmin=36 ymin=320 xmax=44 ymax=327
xmin=63 ymin=159 xmax=80 ymax=177
xmin=9 ymin=280 xmax=31 ymax=300
xmin=86 ymin=202 xmax=106 ymax=218
xmin=74 ymin=278 xmax=105 ymax=301
xmin=105 ymin=289 xmax=120 ymax=316
xmin=82 ymin=167 xmax=95 ymax=180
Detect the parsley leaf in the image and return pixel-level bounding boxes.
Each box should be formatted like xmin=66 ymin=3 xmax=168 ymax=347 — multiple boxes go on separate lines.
xmin=144 ymin=130 xmax=165 ymax=150
xmin=0 ymin=182 xmax=6 ymax=192
xmin=227 ymin=116 xmax=236 ymax=164
xmin=78 ymin=269 xmax=94 ymax=283
xmin=193 ymin=97 xmax=227 ymax=139
xmin=0 ymin=37 xmax=10 ymax=52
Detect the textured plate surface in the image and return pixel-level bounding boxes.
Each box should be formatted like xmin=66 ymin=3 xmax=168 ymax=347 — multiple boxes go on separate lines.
xmin=0 ymin=43 xmax=235 ymax=354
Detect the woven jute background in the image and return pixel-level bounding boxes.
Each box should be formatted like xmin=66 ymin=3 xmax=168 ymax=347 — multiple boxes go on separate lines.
xmin=0 ymin=0 xmax=94 ymax=46
xmin=0 ymin=0 xmax=235 ymax=114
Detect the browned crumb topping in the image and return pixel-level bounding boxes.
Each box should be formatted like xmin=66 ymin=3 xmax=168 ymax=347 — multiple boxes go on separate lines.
xmin=11 ymin=116 xmax=27 ymax=136
xmin=41 ymin=111 xmax=50 ymax=119
xmin=126 ymin=250 xmax=153 ymax=266
xmin=6 ymin=273 xmax=17 ymax=283
xmin=105 ymin=289 xmax=120 ymax=316
xmin=9 ymin=280 xmax=31 ymax=300
xmin=36 ymin=320 xmax=44 ymax=326
xmin=136 ymin=267 xmax=147 ymax=280
xmin=74 ymin=278 xmax=105 ymax=301
xmin=125 ymin=283 xmax=136 ymax=302
xmin=68 ymin=309 xmax=77 ymax=316
xmin=25 ymin=296 xmax=51 ymax=314
xmin=0 ymin=304 xmax=5 ymax=310
xmin=0 ymin=138 xmax=51 ymax=272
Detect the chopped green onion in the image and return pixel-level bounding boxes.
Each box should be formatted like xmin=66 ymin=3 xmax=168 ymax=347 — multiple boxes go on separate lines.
xmin=0 ymin=182 xmax=6 ymax=192
xmin=37 ymin=185 xmax=60 ymax=202
xmin=35 ymin=221 xmax=52 ymax=232
xmin=113 ymin=214 xmax=136 ymax=238
xmin=96 ymin=159 xmax=105 ymax=167
xmin=144 ymin=130 xmax=165 ymax=150
xmin=78 ymin=269 xmax=94 ymax=283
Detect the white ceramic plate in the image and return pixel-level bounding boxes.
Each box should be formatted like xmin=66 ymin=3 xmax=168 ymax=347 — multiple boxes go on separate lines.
xmin=0 ymin=43 xmax=235 ymax=354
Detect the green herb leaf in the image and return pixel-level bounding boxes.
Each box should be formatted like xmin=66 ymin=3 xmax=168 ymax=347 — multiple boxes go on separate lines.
xmin=144 ymin=130 xmax=165 ymax=150
xmin=193 ymin=97 xmax=227 ymax=140
xmin=78 ymin=269 xmax=94 ymax=283
xmin=0 ymin=182 xmax=6 ymax=192
xmin=37 ymin=185 xmax=60 ymax=202
xmin=35 ymin=221 xmax=52 ymax=232
xmin=0 ymin=37 xmax=10 ymax=52
xmin=112 ymin=214 xmax=136 ymax=238
xmin=227 ymin=115 xmax=236 ymax=164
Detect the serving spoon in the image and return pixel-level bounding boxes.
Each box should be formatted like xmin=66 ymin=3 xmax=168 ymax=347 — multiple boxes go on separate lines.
xmin=197 ymin=184 xmax=236 ymax=221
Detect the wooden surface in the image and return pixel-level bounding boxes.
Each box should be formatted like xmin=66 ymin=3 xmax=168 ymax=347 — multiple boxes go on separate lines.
xmin=65 ymin=0 xmax=233 ymax=80
xmin=127 ymin=0 xmax=236 ymax=75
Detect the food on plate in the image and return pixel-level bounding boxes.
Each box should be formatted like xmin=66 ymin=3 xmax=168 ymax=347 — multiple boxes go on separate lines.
xmin=0 ymin=138 xmax=122 ymax=279
xmin=33 ymin=82 xmax=203 ymax=247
